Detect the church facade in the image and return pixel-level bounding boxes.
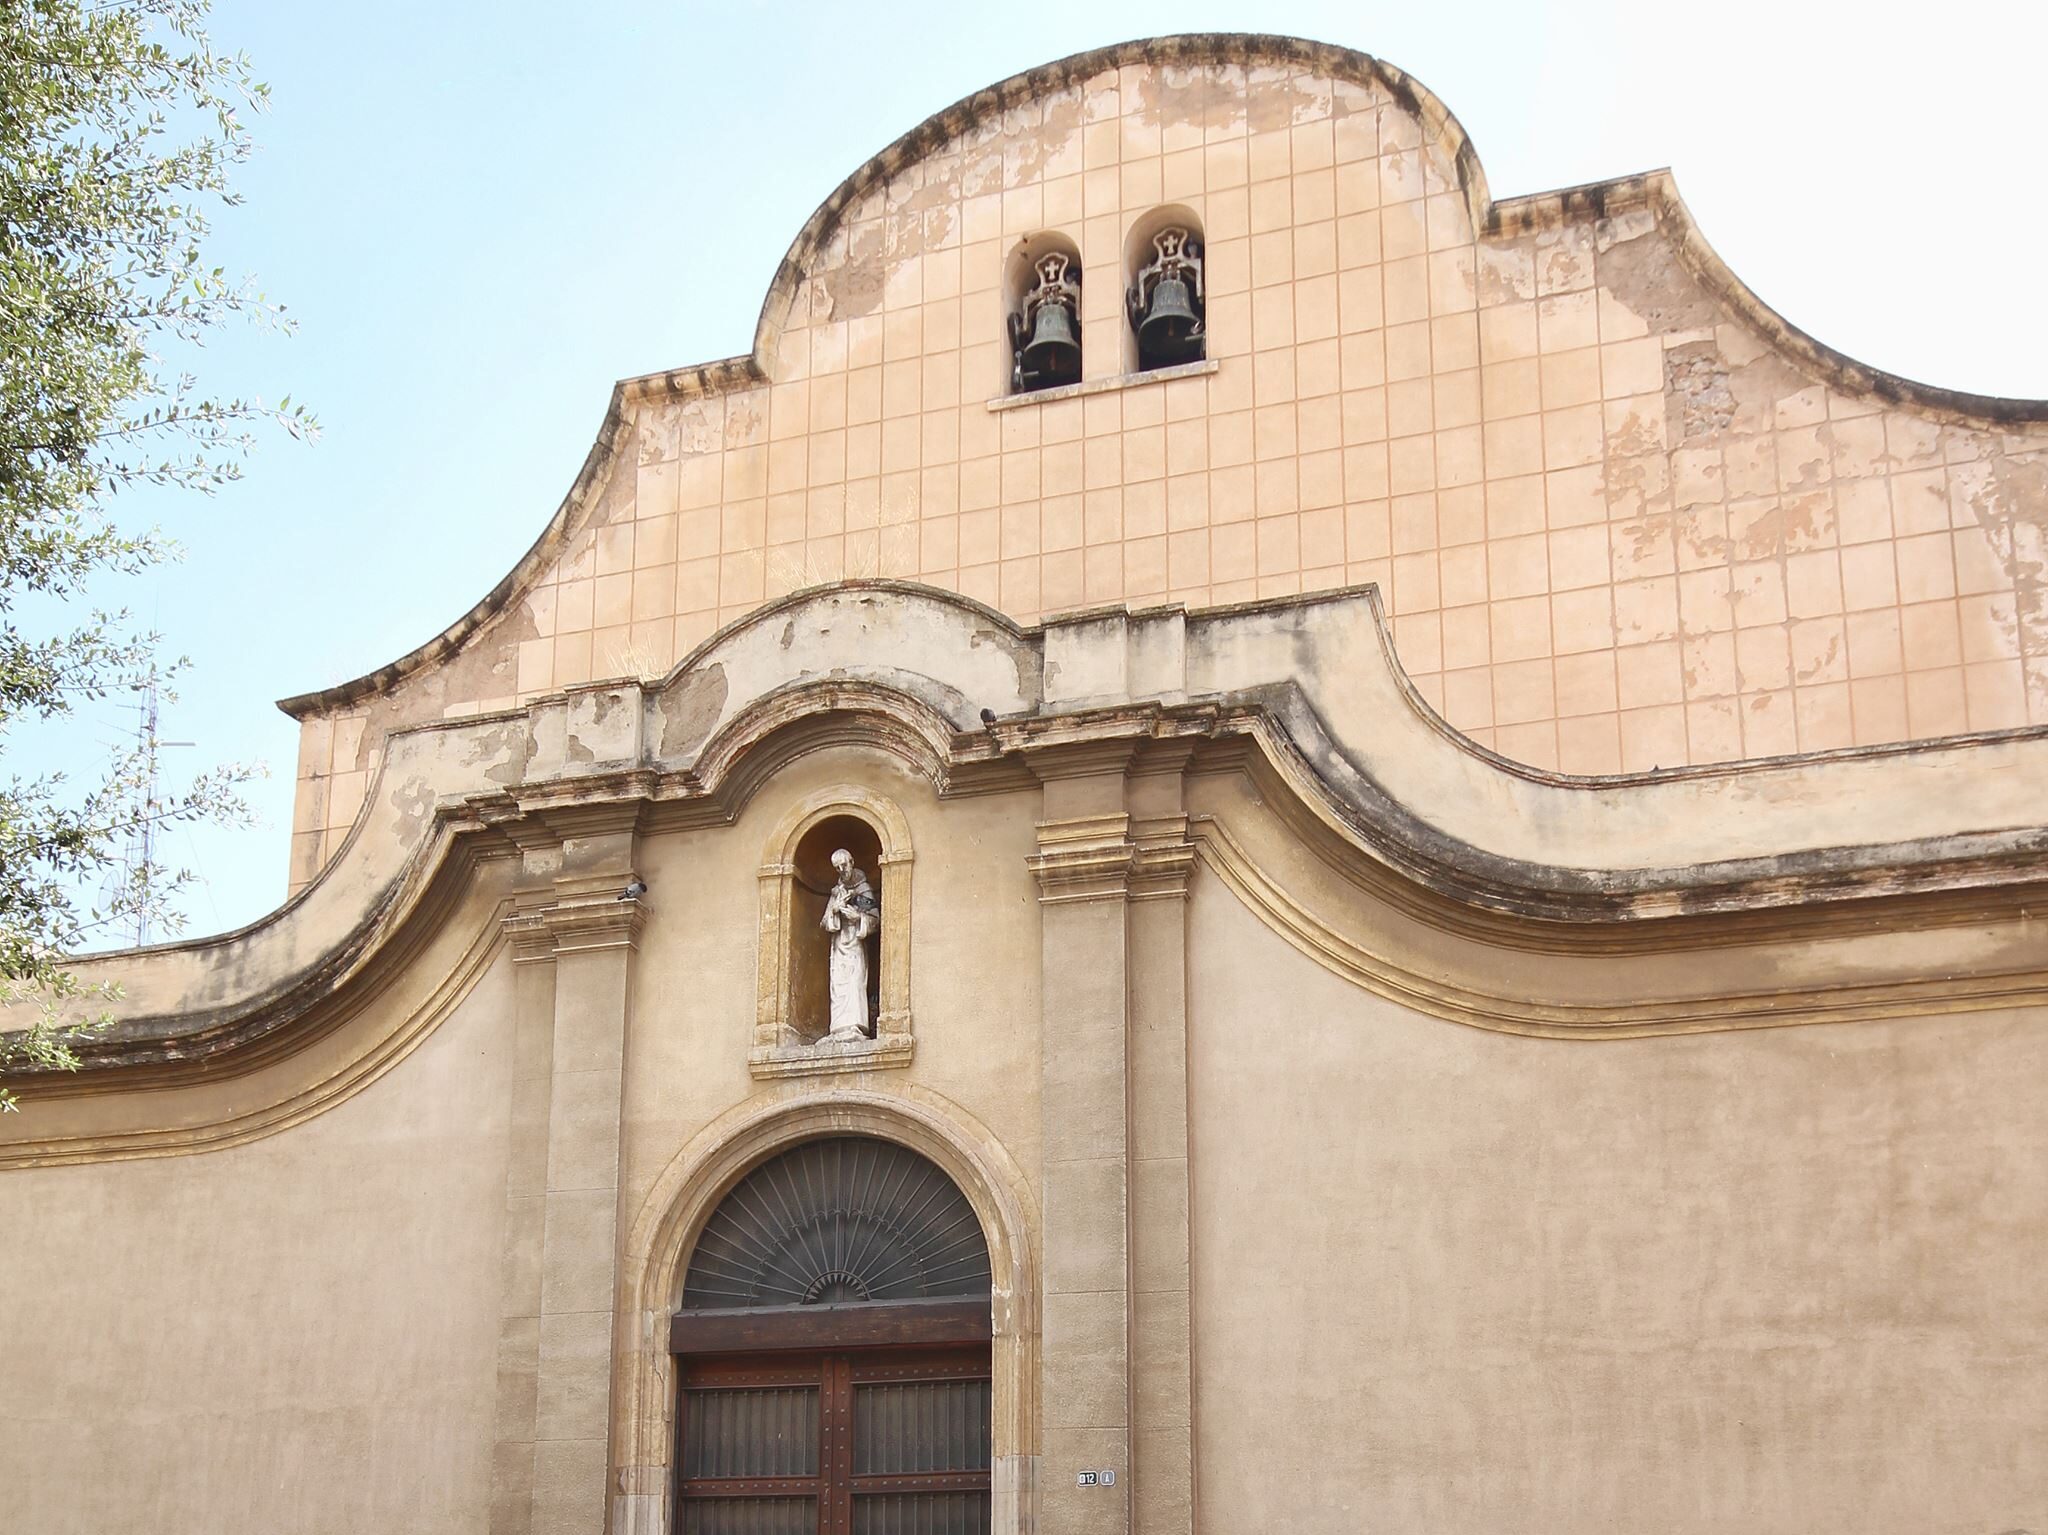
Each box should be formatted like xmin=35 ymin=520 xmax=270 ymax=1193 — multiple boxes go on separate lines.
xmin=2 ymin=34 xmax=2045 ymax=1535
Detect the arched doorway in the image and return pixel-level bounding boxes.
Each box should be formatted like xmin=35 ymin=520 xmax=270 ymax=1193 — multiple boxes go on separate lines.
xmin=670 ymin=1135 xmax=995 ymax=1533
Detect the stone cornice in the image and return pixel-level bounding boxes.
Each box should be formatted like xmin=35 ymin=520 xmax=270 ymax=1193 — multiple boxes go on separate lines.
xmin=502 ymin=908 xmax=556 ymax=966
xmin=1029 ymin=814 xmax=1139 ymax=905
xmin=1193 ymin=713 xmax=2048 ymax=933
xmin=1025 ymin=804 xmax=1197 ymax=905
xmin=1190 ymin=813 xmax=2048 ymax=1039
xmin=1129 ymin=814 xmax=1198 ymax=903
xmin=18 ymin=838 xmax=521 ymax=1085
xmin=537 ymin=893 xmax=646 ymax=957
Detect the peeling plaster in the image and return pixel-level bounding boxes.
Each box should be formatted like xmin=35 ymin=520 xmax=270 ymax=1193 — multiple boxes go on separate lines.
xmin=1246 ymin=64 xmax=1331 ymax=132
xmin=654 ymin=663 xmax=729 ymax=761
xmin=385 ymin=775 xmax=435 ymax=826
xmin=468 ymin=721 xmax=534 ymax=788
xmin=1599 ymin=226 xmax=1722 ymax=337
xmin=638 ymin=397 xmax=726 ymax=463
xmin=265 ymin=37 xmax=2048 ymax=906
xmin=1134 ymin=64 xmax=1216 ymax=132
xmin=1957 ymin=445 xmax=2048 ymax=653
xmin=819 ymin=221 xmax=888 ymax=322
xmin=1667 ymin=344 xmax=1736 ymax=442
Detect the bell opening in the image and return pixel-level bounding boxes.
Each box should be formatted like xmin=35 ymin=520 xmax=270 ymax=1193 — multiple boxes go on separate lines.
xmin=1126 ymin=218 xmax=1207 ymax=374
xmin=1006 ymin=239 xmax=1084 ymax=395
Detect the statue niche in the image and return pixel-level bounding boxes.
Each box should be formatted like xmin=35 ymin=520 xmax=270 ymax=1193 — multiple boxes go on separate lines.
xmin=753 ymin=788 xmax=913 ymax=1076
xmin=790 ymin=815 xmax=883 ymax=1043
xmin=821 ymin=847 xmax=880 ymax=1041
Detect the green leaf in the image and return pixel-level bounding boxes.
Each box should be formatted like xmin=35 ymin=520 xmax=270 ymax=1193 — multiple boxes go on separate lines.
xmin=0 ymin=0 xmax=307 ymax=1111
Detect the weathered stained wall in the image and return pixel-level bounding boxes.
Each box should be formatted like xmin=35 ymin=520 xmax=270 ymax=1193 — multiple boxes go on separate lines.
xmin=3 ymin=567 xmax=2045 ymax=1531
xmin=0 ymin=950 xmax=519 ymax=1535
xmin=1186 ymin=883 xmax=2047 ymax=1533
xmin=9 ymin=755 xmax=2043 ymax=1533
xmin=282 ymin=40 xmax=2048 ymax=893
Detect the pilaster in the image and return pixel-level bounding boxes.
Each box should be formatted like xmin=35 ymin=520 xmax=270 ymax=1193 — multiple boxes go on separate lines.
xmin=1028 ymin=742 xmax=1138 ymax=1535
xmin=1125 ymin=749 xmax=1197 ymax=1535
xmin=489 ymin=873 xmax=561 ymax=1535
xmin=1025 ymin=736 xmax=1198 ymax=1535
xmin=489 ymin=820 xmax=645 ymax=1535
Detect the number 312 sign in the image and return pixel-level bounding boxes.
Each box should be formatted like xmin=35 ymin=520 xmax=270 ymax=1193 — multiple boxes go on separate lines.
xmin=1076 ymin=1470 xmax=1118 ymax=1487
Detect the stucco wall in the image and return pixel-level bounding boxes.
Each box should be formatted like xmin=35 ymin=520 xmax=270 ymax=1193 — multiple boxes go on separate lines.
xmin=3 ymin=620 xmax=2044 ymax=1532
xmin=1186 ymin=883 xmax=2047 ymax=1533
xmin=283 ymin=41 xmax=2048 ymax=892
xmin=0 ymin=951 xmax=519 ymax=1534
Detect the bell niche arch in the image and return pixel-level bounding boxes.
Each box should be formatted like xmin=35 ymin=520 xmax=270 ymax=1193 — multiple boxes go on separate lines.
xmin=1003 ymin=231 xmax=1082 ymax=394
xmin=1124 ymin=204 xmax=1206 ymax=374
xmin=753 ymin=785 xmax=914 ymax=1076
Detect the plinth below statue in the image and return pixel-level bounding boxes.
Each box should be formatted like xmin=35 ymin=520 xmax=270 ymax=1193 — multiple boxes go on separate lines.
xmin=820 ymin=848 xmax=879 ymax=1043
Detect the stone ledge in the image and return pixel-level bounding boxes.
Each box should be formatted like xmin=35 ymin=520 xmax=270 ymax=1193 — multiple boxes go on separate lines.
xmin=747 ymin=1033 xmax=915 ymax=1080
xmin=985 ymin=358 xmax=1218 ymax=411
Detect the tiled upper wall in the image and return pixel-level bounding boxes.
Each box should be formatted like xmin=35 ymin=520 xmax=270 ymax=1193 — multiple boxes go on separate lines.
xmin=283 ymin=48 xmax=2048 ymax=893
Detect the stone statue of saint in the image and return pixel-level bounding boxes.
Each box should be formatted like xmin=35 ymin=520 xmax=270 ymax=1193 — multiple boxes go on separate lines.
xmin=820 ymin=848 xmax=879 ymax=1042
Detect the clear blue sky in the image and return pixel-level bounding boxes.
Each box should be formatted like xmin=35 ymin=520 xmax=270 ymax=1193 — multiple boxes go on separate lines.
xmin=69 ymin=0 xmax=2047 ymax=941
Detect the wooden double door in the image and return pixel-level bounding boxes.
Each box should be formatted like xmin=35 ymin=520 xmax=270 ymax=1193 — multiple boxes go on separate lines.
xmin=675 ymin=1345 xmax=993 ymax=1535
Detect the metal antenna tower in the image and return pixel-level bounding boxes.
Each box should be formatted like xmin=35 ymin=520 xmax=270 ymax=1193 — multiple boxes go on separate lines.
xmin=110 ymin=681 xmax=193 ymax=948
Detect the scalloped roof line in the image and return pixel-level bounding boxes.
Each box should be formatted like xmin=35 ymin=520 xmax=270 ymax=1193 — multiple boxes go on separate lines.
xmin=278 ymin=32 xmax=2048 ymax=722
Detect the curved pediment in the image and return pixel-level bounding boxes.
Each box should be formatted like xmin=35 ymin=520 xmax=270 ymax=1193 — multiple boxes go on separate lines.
xmin=278 ymin=33 xmax=2048 ymax=728
xmin=271 ymin=37 xmax=2048 ymax=904
xmin=742 ymin=36 xmax=1487 ymax=376
xmin=7 ymin=578 xmax=2046 ymax=1150
xmin=277 ymin=35 xmax=1491 ymax=725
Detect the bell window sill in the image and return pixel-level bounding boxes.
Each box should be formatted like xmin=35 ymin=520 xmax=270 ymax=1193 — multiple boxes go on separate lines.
xmin=748 ymin=1031 xmax=915 ymax=1080
xmin=986 ymin=357 xmax=1218 ymax=411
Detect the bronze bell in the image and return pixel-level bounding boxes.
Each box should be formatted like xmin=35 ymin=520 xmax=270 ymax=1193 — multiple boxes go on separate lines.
xmin=1138 ymin=274 xmax=1202 ymax=363
xmin=1019 ymin=299 xmax=1081 ymax=388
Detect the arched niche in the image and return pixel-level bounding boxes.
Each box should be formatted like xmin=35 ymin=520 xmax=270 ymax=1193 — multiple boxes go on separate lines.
xmin=1122 ymin=202 xmax=1207 ymax=375
xmin=753 ymin=785 xmax=913 ymax=1077
xmin=789 ymin=813 xmax=884 ymax=1044
xmin=1002 ymin=230 xmax=1083 ymax=395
